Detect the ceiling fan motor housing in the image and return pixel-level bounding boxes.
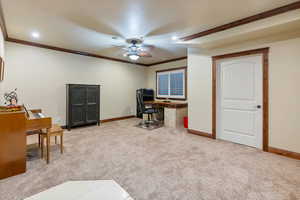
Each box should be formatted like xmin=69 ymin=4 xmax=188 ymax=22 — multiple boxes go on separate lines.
xmin=123 ymin=38 xmax=152 ymax=59
xmin=126 ymin=38 xmax=143 ymax=45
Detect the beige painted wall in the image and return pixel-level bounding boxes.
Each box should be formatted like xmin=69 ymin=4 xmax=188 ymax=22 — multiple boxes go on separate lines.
xmin=188 ymin=37 xmax=300 ymax=153
xmin=187 ymin=53 xmax=212 ymax=133
xmin=146 ymin=59 xmax=187 ymax=100
xmin=0 ymin=28 xmax=4 ymax=59
xmin=0 ymin=42 xmax=147 ymax=125
xmin=0 ymin=27 xmax=5 ymax=100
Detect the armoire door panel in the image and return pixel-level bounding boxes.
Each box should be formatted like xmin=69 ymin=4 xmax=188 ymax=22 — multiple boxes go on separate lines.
xmin=87 ymin=86 xmax=98 ymax=104
xmin=71 ymin=105 xmax=86 ymax=126
xmin=71 ymin=86 xmax=86 ymax=105
xmin=86 ymin=104 xmax=98 ymax=123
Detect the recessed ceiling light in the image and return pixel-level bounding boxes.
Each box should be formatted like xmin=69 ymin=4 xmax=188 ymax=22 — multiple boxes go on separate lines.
xmin=31 ymin=32 xmax=40 ymax=39
xmin=172 ymin=36 xmax=178 ymax=41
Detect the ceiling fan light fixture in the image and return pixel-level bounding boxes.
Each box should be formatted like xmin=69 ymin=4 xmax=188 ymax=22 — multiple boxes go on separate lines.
xmin=171 ymin=36 xmax=178 ymax=41
xmin=129 ymin=54 xmax=139 ymax=61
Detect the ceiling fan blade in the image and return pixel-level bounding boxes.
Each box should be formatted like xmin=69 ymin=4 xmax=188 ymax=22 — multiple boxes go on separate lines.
xmin=117 ymin=53 xmax=128 ymax=58
xmin=122 ymin=47 xmax=130 ymax=51
xmin=112 ymin=44 xmax=126 ymax=48
xmin=138 ymin=52 xmax=152 ymax=57
xmin=112 ymin=45 xmax=130 ymax=53
xmin=139 ymin=44 xmax=155 ymax=51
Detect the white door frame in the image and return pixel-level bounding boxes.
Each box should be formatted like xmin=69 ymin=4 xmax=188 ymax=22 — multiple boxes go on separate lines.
xmin=212 ymin=48 xmax=269 ymax=151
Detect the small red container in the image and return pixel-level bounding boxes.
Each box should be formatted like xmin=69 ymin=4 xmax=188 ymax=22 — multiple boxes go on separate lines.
xmin=183 ymin=116 xmax=188 ymax=128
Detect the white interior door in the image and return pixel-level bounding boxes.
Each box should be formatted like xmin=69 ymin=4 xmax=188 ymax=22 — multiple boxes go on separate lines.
xmin=217 ymin=55 xmax=263 ymax=149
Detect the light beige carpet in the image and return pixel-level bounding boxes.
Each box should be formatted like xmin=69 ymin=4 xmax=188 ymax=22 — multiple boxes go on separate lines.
xmin=0 ymin=118 xmax=300 ymax=200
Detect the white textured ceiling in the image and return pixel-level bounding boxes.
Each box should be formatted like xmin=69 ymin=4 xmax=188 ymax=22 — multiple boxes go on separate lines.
xmin=1 ymin=0 xmax=299 ymax=64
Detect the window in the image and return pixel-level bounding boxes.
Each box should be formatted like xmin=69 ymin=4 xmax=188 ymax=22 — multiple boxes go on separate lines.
xmin=156 ymin=67 xmax=186 ymax=100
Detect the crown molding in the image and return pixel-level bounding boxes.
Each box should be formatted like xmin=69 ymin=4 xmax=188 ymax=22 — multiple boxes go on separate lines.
xmin=144 ymin=57 xmax=187 ymax=66
xmin=6 ymin=37 xmax=187 ymax=67
xmin=6 ymin=37 xmax=150 ymax=66
xmin=181 ymin=1 xmax=300 ymax=41
xmin=0 ymin=1 xmax=8 ymax=40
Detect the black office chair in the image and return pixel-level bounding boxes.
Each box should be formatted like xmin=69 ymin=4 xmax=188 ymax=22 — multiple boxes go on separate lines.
xmin=137 ymin=90 xmax=159 ymax=127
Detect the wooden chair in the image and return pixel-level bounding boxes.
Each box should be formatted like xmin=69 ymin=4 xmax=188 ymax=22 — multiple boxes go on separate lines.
xmin=40 ymin=124 xmax=64 ymax=164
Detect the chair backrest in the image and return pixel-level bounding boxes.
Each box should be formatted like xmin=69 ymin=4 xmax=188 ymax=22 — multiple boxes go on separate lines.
xmin=137 ymin=90 xmax=146 ymax=113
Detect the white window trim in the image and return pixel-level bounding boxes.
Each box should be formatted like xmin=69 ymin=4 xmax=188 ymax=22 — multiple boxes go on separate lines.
xmin=156 ymin=68 xmax=186 ymax=99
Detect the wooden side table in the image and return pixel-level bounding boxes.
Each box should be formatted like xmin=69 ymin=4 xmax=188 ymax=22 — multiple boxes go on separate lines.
xmin=40 ymin=124 xmax=64 ymax=164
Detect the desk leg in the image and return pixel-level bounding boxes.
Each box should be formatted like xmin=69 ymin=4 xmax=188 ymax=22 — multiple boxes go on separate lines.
xmin=38 ymin=134 xmax=41 ymax=148
xmin=46 ymin=135 xmax=50 ymax=164
xmin=164 ymin=108 xmax=176 ymax=128
xmin=60 ymin=134 xmax=63 ymax=154
xmin=41 ymin=136 xmax=44 ymax=159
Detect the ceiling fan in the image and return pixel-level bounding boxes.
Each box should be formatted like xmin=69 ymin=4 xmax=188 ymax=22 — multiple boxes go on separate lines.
xmin=116 ymin=38 xmax=153 ymax=61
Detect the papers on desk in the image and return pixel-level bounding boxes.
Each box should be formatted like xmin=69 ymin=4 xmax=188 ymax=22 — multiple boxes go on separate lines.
xmin=33 ymin=112 xmax=45 ymax=118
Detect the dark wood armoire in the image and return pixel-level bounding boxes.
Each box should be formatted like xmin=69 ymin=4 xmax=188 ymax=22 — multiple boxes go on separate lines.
xmin=66 ymin=84 xmax=100 ymax=130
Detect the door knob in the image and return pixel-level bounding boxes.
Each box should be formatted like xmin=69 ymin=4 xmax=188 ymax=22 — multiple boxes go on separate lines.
xmin=257 ymin=105 xmax=261 ymax=109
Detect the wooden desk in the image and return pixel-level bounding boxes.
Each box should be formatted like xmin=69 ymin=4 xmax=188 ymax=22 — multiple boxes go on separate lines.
xmin=144 ymin=101 xmax=188 ymax=108
xmin=145 ymin=101 xmax=188 ymax=128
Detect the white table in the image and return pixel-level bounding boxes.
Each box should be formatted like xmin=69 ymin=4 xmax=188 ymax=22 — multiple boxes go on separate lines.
xmin=24 ymin=180 xmax=133 ymax=200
